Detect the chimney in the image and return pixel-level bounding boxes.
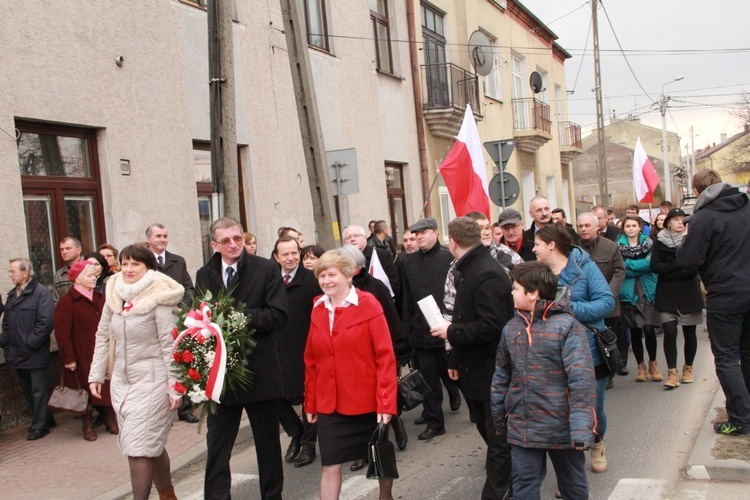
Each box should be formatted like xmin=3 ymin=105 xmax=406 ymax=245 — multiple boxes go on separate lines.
xmin=720 ymin=132 xmax=727 ymax=143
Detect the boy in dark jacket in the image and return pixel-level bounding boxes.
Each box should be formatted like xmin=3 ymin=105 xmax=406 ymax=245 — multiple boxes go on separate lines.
xmin=491 ymin=262 xmax=596 ymax=499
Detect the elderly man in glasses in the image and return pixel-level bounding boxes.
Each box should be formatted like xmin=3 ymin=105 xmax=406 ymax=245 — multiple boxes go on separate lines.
xmin=196 ymin=217 xmax=289 ymax=500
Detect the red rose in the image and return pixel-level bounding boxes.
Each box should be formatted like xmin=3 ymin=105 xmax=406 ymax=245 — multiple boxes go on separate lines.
xmin=173 ymin=352 xmax=182 ymax=363
xmin=182 ymin=350 xmax=194 ymax=363
xmin=188 ymin=368 xmax=201 ymax=381
xmin=171 ymin=327 xmax=179 ymax=340
xmin=174 ymin=382 xmax=187 ymax=394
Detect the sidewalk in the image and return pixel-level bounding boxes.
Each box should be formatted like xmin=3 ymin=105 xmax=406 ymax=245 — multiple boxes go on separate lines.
xmin=0 ymin=409 xmax=246 ymax=500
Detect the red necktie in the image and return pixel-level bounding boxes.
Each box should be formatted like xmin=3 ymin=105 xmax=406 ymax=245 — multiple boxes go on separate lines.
xmin=284 ymin=274 xmax=291 ymax=286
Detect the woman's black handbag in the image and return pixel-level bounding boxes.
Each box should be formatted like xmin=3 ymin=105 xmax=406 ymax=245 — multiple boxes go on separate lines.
xmin=593 ymin=327 xmax=624 ymax=375
xmin=398 ymin=369 xmax=431 ymax=412
xmin=366 ymin=423 xmax=399 ymax=480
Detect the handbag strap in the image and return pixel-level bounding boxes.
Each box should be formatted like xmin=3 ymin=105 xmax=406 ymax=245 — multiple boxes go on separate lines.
xmin=378 ymin=422 xmax=390 ymax=442
xmin=59 ymin=367 xmax=83 ymax=391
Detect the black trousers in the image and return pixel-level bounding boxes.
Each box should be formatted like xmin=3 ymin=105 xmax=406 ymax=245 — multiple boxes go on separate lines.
xmin=204 ymin=398 xmax=283 ymax=500
xmin=415 ymin=348 xmax=453 ymax=430
xmin=278 ymin=398 xmax=317 ymax=451
xmin=17 ymin=368 xmax=51 ymax=431
xmin=606 ymin=316 xmax=629 ymax=367
xmin=466 ymin=399 xmax=512 ymax=499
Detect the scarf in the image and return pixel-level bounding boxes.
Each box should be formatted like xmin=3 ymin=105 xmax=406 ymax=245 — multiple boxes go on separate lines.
xmin=114 ymin=269 xmax=159 ymax=301
xmin=618 ymin=234 xmax=652 ymax=259
xmin=74 ymin=284 xmax=95 ymax=301
xmin=656 ymin=228 xmax=685 ymax=249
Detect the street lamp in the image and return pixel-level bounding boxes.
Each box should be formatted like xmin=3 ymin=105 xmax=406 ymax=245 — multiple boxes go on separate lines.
xmin=660 ymin=76 xmax=684 ymax=202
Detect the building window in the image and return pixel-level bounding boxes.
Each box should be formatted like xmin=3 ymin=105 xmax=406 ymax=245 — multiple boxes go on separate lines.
xmin=483 ymin=34 xmax=503 ymax=102
xmin=385 ymin=163 xmax=408 ymax=246
xmin=16 ymin=121 xmax=106 ymax=289
xmin=305 ymin=0 xmax=330 ymax=52
xmin=370 ymin=0 xmax=393 ymax=74
xmin=421 ymin=3 xmax=448 ymax=105
xmin=193 ymin=142 xmax=248 ymax=264
xmin=438 ymin=186 xmax=457 ymax=239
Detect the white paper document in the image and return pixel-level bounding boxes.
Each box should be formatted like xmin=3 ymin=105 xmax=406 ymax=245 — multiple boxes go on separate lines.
xmin=417 ymin=295 xmax=447 ymax=329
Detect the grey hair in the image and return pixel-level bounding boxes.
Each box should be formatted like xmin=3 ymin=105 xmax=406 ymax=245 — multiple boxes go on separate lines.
xmin=210 ymin=217 xmax=243 ymax=241
xmin=340 ymin=244 xmax=366 ymax=269
xmin=577 ymin=212 xmax=598 ymax=226
xmin=9 ymin=257 xmax=34 ymax=277
xmin=60 ymin=236 xmax=82 ymax=248
xmin=145 ymin=223 xmax=166 ymax=237
xmin=343 ymin=225 xmax=366 ymax=238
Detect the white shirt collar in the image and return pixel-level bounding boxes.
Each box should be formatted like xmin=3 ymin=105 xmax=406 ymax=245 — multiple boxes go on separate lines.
xmin=221 ymin=259 xmax=239 ymax=287
xmin=281 ymin=265 xmax=299 ymax=282
xmin=153 ymin=251 xmax=166 ymax=262
xmin=314 ymin=285 xmax=359 ymax=309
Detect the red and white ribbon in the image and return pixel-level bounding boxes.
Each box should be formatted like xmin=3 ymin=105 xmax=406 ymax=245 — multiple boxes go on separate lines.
xmin=172 ymin=302 xmax=227 ymax=403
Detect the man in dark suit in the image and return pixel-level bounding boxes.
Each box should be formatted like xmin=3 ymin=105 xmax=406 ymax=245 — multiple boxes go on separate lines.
xmin=431 ymin=217 xmax=514 ymax=499
xmin=593 ymin=205 xmax=621 ymax=242
xmin=146 ymin=223 xmax=198 ymax=423
xmin=552 ymin=208 xmax=580 ymax=245
xmin=272 ymin=235 xmax=321 ymax=469
xmin=196 ymin=217 xmax=288 ymax=500
xmin=497 ymin=208 xmax=536 ymax=262
xmin=523 ymin=195 xmax=553 ymax=246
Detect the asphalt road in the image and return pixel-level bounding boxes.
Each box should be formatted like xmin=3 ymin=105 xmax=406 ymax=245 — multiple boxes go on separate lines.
xmin=165 ymin=328 xmax=724 ymax=499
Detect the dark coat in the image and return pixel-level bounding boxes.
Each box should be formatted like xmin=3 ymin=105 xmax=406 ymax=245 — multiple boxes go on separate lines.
xmin=0 ymin=292 xmax=4 ymax=319
xmin=580 ymin=235 xmax=626 ymax=318
xmin=601 ymin=224 xmax=621 ymax=242
xmin=195 ymin=251 xmax=288 ymax=405
xmin=401 ymin=242 xmax=453 ymax=349
xmin=446 ymin=244 xmax=513 ymax=402
xmin=0 ymin=279 xmax=55 ymax=369
xmin=677 ymin=185 xmax=750 ymax=313
xmin=353 ymin=269 xmax=413 ymax=363
xmin=158 ymin=250 xmax=195 ymax=307
xmin=491 ymin=299 xmax=596 ymax=449
xmin=54 ymin=287 xmax=112 ymax=405
xmin=362 ymin=245 xmax=400 ymax=298
xmin=277 ymin=265 xmax=321 ymax=404
xmin=502 ymin=235 xmax=536 ymax=262
xmin=651 ymin=239 xmax=704 ymax=314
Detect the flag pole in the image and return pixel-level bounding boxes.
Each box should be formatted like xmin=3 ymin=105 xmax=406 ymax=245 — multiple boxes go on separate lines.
xmin=420 ymin=172 xmax=441 ymax=219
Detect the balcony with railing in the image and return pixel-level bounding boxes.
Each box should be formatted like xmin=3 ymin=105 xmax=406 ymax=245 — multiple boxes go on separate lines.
xmin=511 ymin=97 xmax=553 ymax=153
xmin=558 ymin=120 xmax=583 ymax=163
xmin=420 ymin=62 xmax=482 ymax=139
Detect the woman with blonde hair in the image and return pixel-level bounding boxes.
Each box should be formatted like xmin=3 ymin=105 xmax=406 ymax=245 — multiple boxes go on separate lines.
xmin=243 ymin=232 xmax=257 ymax=255
xmin=304 ymin=250 xmax=398 ymax=499
xmin=89 ymin=244 xmax=184 ymax=500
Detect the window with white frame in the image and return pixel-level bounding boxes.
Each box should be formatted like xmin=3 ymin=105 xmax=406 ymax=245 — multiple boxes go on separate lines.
xmin=483 ymin=34 xmax=503 ymax=102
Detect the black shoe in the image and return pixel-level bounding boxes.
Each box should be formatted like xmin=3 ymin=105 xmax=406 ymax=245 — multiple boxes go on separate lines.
xmin=178 ymin=412 xmax=200 ymax=424
xmin=285 ymin=435 xmax=302 ymax=463
xmin=713 ymin=421 xmax=749 ymax=436
xmin=391 ymin=416 xmax=408 ymax=451
xmin=414 ymin=416 xmax=426 ymax=425
xmin=606 ymin=378 xmax=614 ymax=390
xmin=93 ymin=410 xmax=106 ymax=428
xmin=26 ymin=429 xmax=49 ymax=441
xmin=294 ymin=448 xmax=316 ymax=468
xmin=449 ymin=393 xmax=461 ymax=412
xmin=618 ymin=367 xmax=629 ymax=376
xmin=418 ymin=427 xmax=445 ymax=440
xmin=350 ymin=459 xmax=366 ymax=471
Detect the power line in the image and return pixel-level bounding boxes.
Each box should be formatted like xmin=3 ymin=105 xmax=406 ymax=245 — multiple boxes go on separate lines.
xmin=569 ymin=8 xmax=592 ymax=94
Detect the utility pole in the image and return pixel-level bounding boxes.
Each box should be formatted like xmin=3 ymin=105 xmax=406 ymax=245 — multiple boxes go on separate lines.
xmin=207 ymin=0 xmax=239 ymax=220
xmin=689 ymin=125 xmax=696 ymax=192
xmin=659 ymin=76 xmax=683 ymax=203
xmin=279 ymin=0 xmax=338 ymax=249
xmin=592 ymin=0 xmax=609 ymax=209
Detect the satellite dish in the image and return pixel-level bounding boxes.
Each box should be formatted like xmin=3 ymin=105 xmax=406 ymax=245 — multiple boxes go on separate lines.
xmin=530 ymin=71 xmax=544 ymax=94
xmin=468 ymin=31 xmax=494 ymax=77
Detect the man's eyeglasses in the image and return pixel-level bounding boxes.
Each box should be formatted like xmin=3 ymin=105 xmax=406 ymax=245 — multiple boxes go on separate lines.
xmin=214 ymin=235 xmax=245 ymax=246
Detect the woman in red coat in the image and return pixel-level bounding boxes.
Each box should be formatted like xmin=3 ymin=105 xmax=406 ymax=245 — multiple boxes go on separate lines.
xmin=304 ymin=250 xmax=398 ymax=500
xmin=54 ymin=260 xmax=115 ymax=441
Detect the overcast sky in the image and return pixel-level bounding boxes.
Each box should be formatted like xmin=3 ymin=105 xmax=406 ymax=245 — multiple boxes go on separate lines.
xmin=519 ymin=0 xmax=750 ymax=151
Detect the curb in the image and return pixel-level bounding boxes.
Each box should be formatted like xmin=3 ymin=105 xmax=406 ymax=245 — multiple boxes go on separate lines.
xmin=685 ymin=388 xmax=750 ymax=482
xmin=93 ymin=418 xmax=253 ymax=500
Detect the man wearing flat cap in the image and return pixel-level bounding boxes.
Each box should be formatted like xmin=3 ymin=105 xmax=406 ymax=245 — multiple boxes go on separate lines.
xmin=497 ymin=208 xmax=536 ymax=261
xmin=401 ymin=218 xmax=459 ymax=440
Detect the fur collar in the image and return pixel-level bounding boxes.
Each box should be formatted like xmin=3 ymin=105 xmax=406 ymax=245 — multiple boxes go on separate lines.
xmin=106 ymin=270 xmax=184 ymax=316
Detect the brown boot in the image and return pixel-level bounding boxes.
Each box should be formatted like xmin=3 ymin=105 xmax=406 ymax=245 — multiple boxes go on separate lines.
xmin=664 ymin=368 xmax=680 ymax=389
xmin=648 ymin=361 xmax=663 ymax=382
xmin=682 ymin=365 xmax=694 ymax=384
xmin=635 ymin=363 xmax=648 ymax=382
xmin=82 ymin=406 xmax=97 ymax=442
xmin=158 ymin=485 xmax=178 ymax=500
xmin=104 ymin=407 xmax=119 ymax=435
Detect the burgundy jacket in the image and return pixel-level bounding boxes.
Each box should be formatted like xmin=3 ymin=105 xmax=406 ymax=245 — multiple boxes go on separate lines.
xmin=304 ymin=288 xmax=397 ymax=416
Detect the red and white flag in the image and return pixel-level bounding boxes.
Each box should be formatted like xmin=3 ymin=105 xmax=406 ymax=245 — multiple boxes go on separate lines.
xmin=632 ymin=137 xmax=660 ymax=203
xmin=369 ymin=249 xmax=394 ymax=297
xmin=438 ymin=105 xmax=490 ymax=217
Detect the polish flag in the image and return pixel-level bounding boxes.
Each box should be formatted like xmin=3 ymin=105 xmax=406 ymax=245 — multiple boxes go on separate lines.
xmin=438 ymin=105 xmax=490 ymax=217
xmin=369 ymin=249 xmax=394 ymax=297
xmin=632 ymin=137 xmax=660 ymax=203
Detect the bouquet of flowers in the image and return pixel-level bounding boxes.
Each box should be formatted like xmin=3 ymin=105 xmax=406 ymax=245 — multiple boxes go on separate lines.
xmin=171 ymin=289 xmax=256 ymax=426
